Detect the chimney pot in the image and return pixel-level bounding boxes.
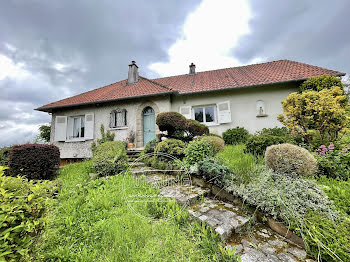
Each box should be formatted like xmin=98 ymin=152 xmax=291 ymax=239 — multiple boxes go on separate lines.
xmin=189 ymin=62 xmax=196 ymax=75
xmin=127 ymin=60 xmax=139 ymax=84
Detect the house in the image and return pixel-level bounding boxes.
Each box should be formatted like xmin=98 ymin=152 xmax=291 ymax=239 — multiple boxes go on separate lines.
xmin=36 ymin=60 xmax=345 ymax=162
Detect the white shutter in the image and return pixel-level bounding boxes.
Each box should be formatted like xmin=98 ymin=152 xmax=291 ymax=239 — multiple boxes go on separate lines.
xmin=179 ymin=106 xmax=192 ymax=119
xmin=54 ymin=116 xmax=67 ymax=142
xmin=217 ymin=101 xmax=231 ymax=124
xmin=84 ymin=113 xmax=94 ymax=140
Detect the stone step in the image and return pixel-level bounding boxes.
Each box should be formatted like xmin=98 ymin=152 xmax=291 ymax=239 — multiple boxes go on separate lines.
xmin=226 ymin=224 xmax=315 ymax=262
xmin=129 ymin=162 xmax=144 ymax=167
xmin=131 ymin=168 xmax=185 ymax=176
xmin=159 ymin=184 xmax=210 ymax=206
xmin=188 ymin=198 xmax=254 ymax=241
xmin=142 ymin=173 xmax=178 ymax=188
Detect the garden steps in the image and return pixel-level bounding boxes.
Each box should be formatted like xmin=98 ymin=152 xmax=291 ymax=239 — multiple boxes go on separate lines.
xmin=128 ymin=161 xmax=315 ymax=261
xmin=188 ymin=198 xmax=253 ymax=240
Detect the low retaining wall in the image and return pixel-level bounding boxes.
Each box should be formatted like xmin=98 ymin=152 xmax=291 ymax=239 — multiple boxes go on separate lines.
xmin=190 ymin=174 xmax=305 ymax=248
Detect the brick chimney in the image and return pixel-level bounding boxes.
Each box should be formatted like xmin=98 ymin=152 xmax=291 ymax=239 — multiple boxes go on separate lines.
xmin=189 ymin=62 xmax=196 ymax=75
xmin=127 ymin=61 xmax=139 ymax=84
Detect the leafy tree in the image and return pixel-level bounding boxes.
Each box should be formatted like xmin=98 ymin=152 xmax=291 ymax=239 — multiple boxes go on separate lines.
xmin=278 ymin=87 xmax=350 ymax=144
xmin=39 ymin=125 xmax=51 ymax=142
xmin=300 ymin=74 xmax=343 ymax=92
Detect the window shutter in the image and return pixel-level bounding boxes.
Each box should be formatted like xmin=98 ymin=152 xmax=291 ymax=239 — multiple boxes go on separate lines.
xmin=84 ymin=113 xmax=94 ymax=140
xmin=54 ymin=116 xmax=67 ymax=142
xmin=217 ymin=101 xmax=231 ymax=124
xmin=179 ymin=106 xmax=192 ymax=119
xmin=109 ymin=111 xmax=114 ymax=128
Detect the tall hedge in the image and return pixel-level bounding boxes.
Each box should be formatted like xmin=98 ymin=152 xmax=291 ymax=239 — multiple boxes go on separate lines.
xmin=8 ymin=144 xmax=60 ymax=180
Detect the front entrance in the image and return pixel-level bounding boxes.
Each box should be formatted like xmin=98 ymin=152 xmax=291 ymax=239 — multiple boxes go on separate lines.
xmin=143 ymin=107 xmax=156 ymax=145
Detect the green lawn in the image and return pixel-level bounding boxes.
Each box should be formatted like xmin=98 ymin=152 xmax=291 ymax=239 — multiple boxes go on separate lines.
xmin=33 ymin=161 xmax=236 ymax=261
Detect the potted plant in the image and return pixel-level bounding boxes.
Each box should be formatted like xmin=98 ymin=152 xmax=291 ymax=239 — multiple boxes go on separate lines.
xmin=127 ymin=130 xmax=135 ymax=149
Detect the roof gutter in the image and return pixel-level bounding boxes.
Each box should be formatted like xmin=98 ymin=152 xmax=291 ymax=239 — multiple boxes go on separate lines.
xmin=35 ymin=91 xmax=177 ymax=113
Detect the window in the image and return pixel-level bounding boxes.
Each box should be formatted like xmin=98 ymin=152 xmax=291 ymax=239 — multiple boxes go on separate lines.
xmin=72 ymin=116 xmax=85 ymax=138
xmin=194 ymin=106 xmax=216 ymax=124
xmin=110 ymin=109 xmax=127 ymax=128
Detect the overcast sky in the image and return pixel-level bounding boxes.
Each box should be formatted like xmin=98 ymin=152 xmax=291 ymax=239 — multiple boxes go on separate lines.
xmin=0 ymin=0 xmax=349 ymax=146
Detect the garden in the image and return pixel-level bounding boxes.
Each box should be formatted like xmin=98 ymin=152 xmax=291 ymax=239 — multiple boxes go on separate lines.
xmin=0 ymin=75 xmax=349 ymax=261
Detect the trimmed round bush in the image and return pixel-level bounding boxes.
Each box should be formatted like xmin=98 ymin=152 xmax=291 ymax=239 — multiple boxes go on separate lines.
xmin=156 ymin=112 xmax=187 ymax=137
xmin=185 ymin=119 xmax=209 ymax=138
xmin=223 ymin=127 xmax=249 ymax=145
xmin=92 ymin=141 xmax=128 ymax=176
xmin=184 ymin=140 xmax=214 ymax=166
xmin=154 ymin=139 xmax=186 ymax=161
xmin=199 ymin=136 xmax=225 ymax=154
xmin=265 ymin=143 xmax=317 ymax=176
xmin=245 ymin=134 xmax=287 ymax=156
xmin=8 ymin=144 xmax=60 ymax=180
xmin=207 ymin=133 xmax=222 ymax=138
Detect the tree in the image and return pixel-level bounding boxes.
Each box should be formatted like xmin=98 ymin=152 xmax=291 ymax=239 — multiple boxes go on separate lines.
xmin=278 ymin=87 xmax=350 ymax=144
xmin=39 ymin=125 xmax=51 ymax=143
xmin=299 ymin=74 xmax=344 ymax=93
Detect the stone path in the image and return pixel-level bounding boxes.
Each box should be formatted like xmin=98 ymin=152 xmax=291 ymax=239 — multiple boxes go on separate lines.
xmin=127 ymin=152 xmax=314 ymax=262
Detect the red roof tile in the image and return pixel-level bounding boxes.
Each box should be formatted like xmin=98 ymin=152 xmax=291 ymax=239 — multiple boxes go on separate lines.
xmin=37 ymin=60 xmax=344 ymax=111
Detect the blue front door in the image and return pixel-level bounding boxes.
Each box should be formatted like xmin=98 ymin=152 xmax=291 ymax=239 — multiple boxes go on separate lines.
xmin=143 ymin=107 xmax=156 ymax=145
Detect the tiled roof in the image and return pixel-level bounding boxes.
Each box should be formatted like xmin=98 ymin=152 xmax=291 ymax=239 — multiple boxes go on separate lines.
xmin=37 ymin=60 xmax=345 ymax=111
xmin=36 ymin=77 xmax=172 ymax=111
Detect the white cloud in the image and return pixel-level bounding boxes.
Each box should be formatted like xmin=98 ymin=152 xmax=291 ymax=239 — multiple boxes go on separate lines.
xmin=0 ymin=54 xmax=29 ymax=80
xmin=149 ymin=0 xmax=256 ymax=76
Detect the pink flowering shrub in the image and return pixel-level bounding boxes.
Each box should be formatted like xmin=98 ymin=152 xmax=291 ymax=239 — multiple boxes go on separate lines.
xmin=316 ymin=143 xmax=350 ymax=180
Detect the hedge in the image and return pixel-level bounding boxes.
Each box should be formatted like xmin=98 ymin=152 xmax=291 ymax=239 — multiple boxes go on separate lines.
xmin=8 ymin=144 xmax=60 ymax=180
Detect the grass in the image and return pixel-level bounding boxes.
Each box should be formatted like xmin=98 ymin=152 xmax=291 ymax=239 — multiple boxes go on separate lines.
xmin=316 ymin=176 xmax=350 ymax=216
xmin=33 ymin=161 xmax=237 ymax=261
xmin=217 ymin=144 xmax=263 ymax=184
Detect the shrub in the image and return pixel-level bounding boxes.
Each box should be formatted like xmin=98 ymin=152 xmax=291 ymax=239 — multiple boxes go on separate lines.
xmin=265 ymin=143 xmax=317 ymax=177
xmin=222 ymin=127 xmax=249 ymax=145
xmin=300 ymin=74 xmax=344 ymax=92
xmin=91 ymin=124 xmax=115 ymax=153
xmin=315 ymin=145 xmax=350 ymax=180
xmin=92 ymin=141 xmax=128 ymax=176
xmin=154 ymin=139 xmax=186 ymax=162
xmin=185 ymin=119 xmax=209 ymax=138
xmin=156 ymin=112 xmax=187 ymax=137
xmin=217 ymin=145 xmax=263 ymax=185
xmin=198 ymin=157 xmax=231 ymax=187
xmin=0 ymin=167 xmax=56 ymax=261
xmin=199 ymin=136 xmax=225 ymax=154
xmin=278 ymin=87 xmax=349 ymax=144
xmin=227 ymin=171 xmax=338 ymax=224
xmin=256 ymin=126 xmax=291 ymax=137
xmin=184 ymin=140 xmax=214 ymax=166
xmin=8 ymin=144 xmax=60 ymax=180
xmin=245 ymin=134 xmax=287 ymax=156
xmin=0 ymin=146 xmax=12 ymax=166
xmin=207 ymin=133 xmax=222 ymax=138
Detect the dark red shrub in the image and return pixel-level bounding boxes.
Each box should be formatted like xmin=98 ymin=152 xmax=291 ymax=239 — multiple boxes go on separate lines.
xmin=186 ymin=119 xmax=209 ymax=138
xmin=8 ymin=144 xmax=60 ymax=180
xmin=156 ymin=112 xmax=187 ymax=137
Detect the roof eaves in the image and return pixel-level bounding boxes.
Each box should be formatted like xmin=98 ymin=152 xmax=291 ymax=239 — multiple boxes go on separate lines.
xmin=35 ymin=90 xmax=177 ymax=112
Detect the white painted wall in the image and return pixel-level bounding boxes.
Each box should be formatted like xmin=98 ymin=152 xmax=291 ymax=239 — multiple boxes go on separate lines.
xmin=51 ymin=96 xmax=171 ymax=158
xmin=171 ymin=83 xmax=298 ymax=135
xmin=50 ymin=83 xmax=298 ymax=159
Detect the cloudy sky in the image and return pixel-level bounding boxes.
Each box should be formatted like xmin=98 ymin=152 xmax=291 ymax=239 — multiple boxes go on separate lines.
xmin=0 ymin=0 xmax=349 ymax=146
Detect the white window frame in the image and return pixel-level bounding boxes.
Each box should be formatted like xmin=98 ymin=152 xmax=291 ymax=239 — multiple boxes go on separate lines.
xmin=193 ymin=105 xmax=218 ymax=126
xmin=68 ymin=115 xmax=85 ymax=141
